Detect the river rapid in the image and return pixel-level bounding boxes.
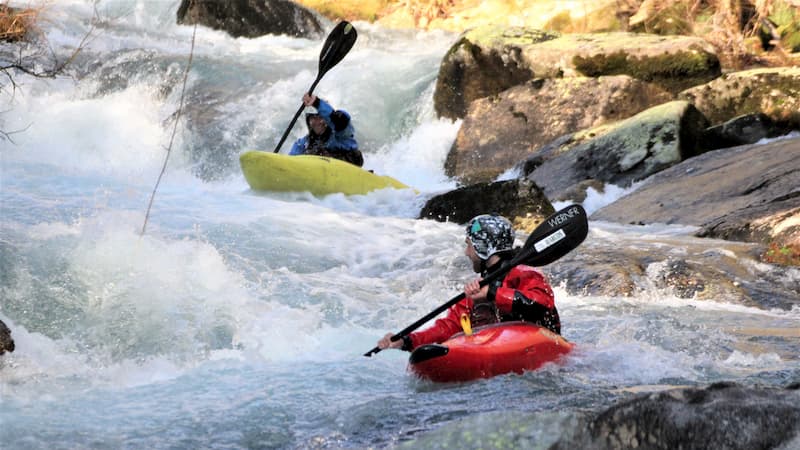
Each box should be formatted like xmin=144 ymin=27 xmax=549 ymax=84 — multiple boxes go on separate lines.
xmin=1 ymin=2 xmax=799 ymax=449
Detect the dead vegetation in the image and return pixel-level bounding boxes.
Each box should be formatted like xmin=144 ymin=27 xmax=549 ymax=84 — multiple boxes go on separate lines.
xmin=0 ymin=3 xmax=38 ymax=42
xmin=404 ymin=0 xmax=795 ymax=67
xmin=629 ymin=0 xmax=800 ymax=69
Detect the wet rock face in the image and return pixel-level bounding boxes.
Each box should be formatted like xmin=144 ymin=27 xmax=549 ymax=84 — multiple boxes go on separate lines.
xmin=418 ymin=178 xmax=554 ymax=231
xmin=552 ymin=382 xmax=800 ymax=450
xmin=591 ymin=136 xmax=800 ymax=250
xmin=176 ymin=0 xmax=323 ymax=39
xmin=0 ymin=319 xmax=14 ymax=355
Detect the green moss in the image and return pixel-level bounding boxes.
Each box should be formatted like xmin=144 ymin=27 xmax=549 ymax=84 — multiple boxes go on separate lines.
xmin=573 ymin=47 xmax=719 ymax=92
xmin=629 ymin=2 xmax=694 ymax=35
xmin=463 ymin=24 xmax=560 ymax=48
xmin=769 ymin=0 xmax=798 ymax=28
xmin=779 ymin=22 xmax=800 ymax=52
xmin=543 ymin=11 xmax=572 ymax=32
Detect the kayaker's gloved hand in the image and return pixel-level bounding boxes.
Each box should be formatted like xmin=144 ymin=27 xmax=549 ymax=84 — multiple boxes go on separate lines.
xmin=302 ymin=93 xmax=318 ymax=107
xmin=466 ymin=278 xmax=499 ymax=326
xmin=377 ymin=332 xmax=410 ymax=351
xmin=464 ymin=278 xmax=489 ymax=301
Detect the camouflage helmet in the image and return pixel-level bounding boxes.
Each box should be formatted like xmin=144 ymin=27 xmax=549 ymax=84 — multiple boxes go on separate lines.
xmin=465 ymin=214 xmax=515 ymax=260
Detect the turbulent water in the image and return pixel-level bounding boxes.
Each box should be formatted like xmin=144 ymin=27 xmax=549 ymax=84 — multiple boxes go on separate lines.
xmin=1 ymin=2 xmax=798 ymax=449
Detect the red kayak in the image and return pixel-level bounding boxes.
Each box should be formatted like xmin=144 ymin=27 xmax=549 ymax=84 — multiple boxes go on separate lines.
xmin=408 ymin=321 xmax=574 ymax=382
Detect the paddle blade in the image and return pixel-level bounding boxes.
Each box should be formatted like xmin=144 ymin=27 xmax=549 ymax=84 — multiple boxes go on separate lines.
xmin=272 ymin=21 xmax=357 ymax=154
xmin=318 ymin=21 xmax=357 ymax=77
xmin=516 ymin=204 xmax=589 ymax=267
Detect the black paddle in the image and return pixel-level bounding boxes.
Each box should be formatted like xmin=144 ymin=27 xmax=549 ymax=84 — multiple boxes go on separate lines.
xmin=363 ymin=204 xmax=589 ymax=357
xmin=273 ymin=21 xmax=358 ymax=153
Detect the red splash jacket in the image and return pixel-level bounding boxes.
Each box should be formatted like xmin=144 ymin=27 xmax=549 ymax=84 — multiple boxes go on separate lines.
xmin=405 ymin=265 xmax=560 ymax=351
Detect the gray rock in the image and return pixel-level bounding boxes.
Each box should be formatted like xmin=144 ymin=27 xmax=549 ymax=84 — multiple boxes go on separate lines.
xmin=176 ymin=0 xmax=323 ymax=39
xmin=434 ymin=27 xmax=720 ymax=120
xmin=680 ymin=67 xmax=800 ymax=127
xmin=526 ymin=100 xmax=709 ymax=201
xmin=419 ymin=178 xmax=554 ymax=232
xmin=591 ymin=136 xmax=800 ymax=249
xmin=699 ymin=113 xmax=793 ymax=151
xmin=552 ymin=382 xmax=800 ymax=450
xmin=544 ymin=233 xmax=799 ymax=309
xmin=434 ymin=26 xmax=559 ymax=120
xmin=0 ymin=319 xmax=14 ymax=355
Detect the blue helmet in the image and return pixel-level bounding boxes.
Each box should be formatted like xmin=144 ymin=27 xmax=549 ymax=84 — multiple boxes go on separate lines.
xmin=465 ymin=214 xmax=514 ymax=260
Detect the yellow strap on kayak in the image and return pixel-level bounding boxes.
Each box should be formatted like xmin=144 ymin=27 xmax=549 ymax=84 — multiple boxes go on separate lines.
xmin=460 ymin=313 xmax=473 ymax=336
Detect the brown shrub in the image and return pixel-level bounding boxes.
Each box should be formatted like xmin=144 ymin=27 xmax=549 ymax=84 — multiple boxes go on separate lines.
xmin=0 ymin=4 xmax=38 ymax=42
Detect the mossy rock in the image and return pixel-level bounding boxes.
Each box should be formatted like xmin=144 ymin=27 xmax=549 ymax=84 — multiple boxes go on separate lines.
xmin=433 ymin=25 xmax=560 ymax=119
xmin=523 ymin=33 xmax=721 ymax=94
xmin=680 ymin=67 xmax=800 ymax=127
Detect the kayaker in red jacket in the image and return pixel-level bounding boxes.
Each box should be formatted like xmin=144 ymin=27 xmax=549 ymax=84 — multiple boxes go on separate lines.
xmin=377 ymin=214 xmax=561 ymax=352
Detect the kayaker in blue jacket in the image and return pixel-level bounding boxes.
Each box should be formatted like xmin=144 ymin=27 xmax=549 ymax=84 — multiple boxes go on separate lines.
xmin=290 ymin=93 xmax=364 ymax=167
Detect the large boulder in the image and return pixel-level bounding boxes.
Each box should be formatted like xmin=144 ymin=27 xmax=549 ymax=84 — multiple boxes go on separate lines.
xmin=591 ymin=136 xmax=800 ymax=250
xmin=433 ymin=25 xmax=560 ymax=120
xmin=524 ymin=100 xmax=710 ymax=201
xmin=524 ymin=32 xmax=721 ymax=94
xmin=553 ymin=382 xmax=800 ymax=450
xmin=445 ymin=75 xmax=673 ymax=184
xmin=176 ymin=0 xmax=323 ymax=39
xmin=680 ymin=67 xmax=800 ymax=127
xmin=418 ymin=178 xmax=554 ymax=233
xmin=434 ymin=29 xmax=720 ymax=120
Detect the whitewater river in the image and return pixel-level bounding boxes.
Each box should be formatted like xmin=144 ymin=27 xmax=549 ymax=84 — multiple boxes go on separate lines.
xmin=1 ymin=2 xmax=798 ymax=449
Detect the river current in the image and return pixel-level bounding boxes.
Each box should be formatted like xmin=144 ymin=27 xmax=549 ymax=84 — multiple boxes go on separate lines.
xmin=1 ymin=2 xmax=798 ymax=449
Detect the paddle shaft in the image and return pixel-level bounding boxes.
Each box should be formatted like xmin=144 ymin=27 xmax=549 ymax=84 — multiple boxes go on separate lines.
xmin=363 ymin=267 xmax=507 ymax=357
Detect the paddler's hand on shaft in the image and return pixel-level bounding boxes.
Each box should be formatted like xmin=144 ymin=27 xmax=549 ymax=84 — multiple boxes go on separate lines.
xmin=464 ymin=278 xmax=489 ymax=301
xmin=377 ymin=332 xmax=404 ymax=350
xmin=302 ymin=93 xmax=317 ymax=107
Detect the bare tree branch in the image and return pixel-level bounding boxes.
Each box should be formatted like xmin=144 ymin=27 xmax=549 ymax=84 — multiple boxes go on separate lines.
xmin=1 ymin=2 xmax=100 ymax=141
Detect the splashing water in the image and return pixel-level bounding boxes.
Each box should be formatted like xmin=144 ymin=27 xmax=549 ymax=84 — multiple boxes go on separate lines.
xmin=1 ymin=2 xmax=798 ymax=449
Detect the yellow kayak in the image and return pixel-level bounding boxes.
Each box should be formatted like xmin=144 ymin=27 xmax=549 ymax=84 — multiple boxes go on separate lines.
xmin=239 ymin=151 xmax=411 ymax=196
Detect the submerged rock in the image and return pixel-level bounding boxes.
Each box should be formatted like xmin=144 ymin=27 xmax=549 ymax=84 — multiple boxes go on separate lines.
xmin=699 ymin=113 xmax=794 ymax=151
xmin=0 ymin=319 xmax=14 ymax=355
xmin=552 ymin=382 xmax=800 ymax=450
